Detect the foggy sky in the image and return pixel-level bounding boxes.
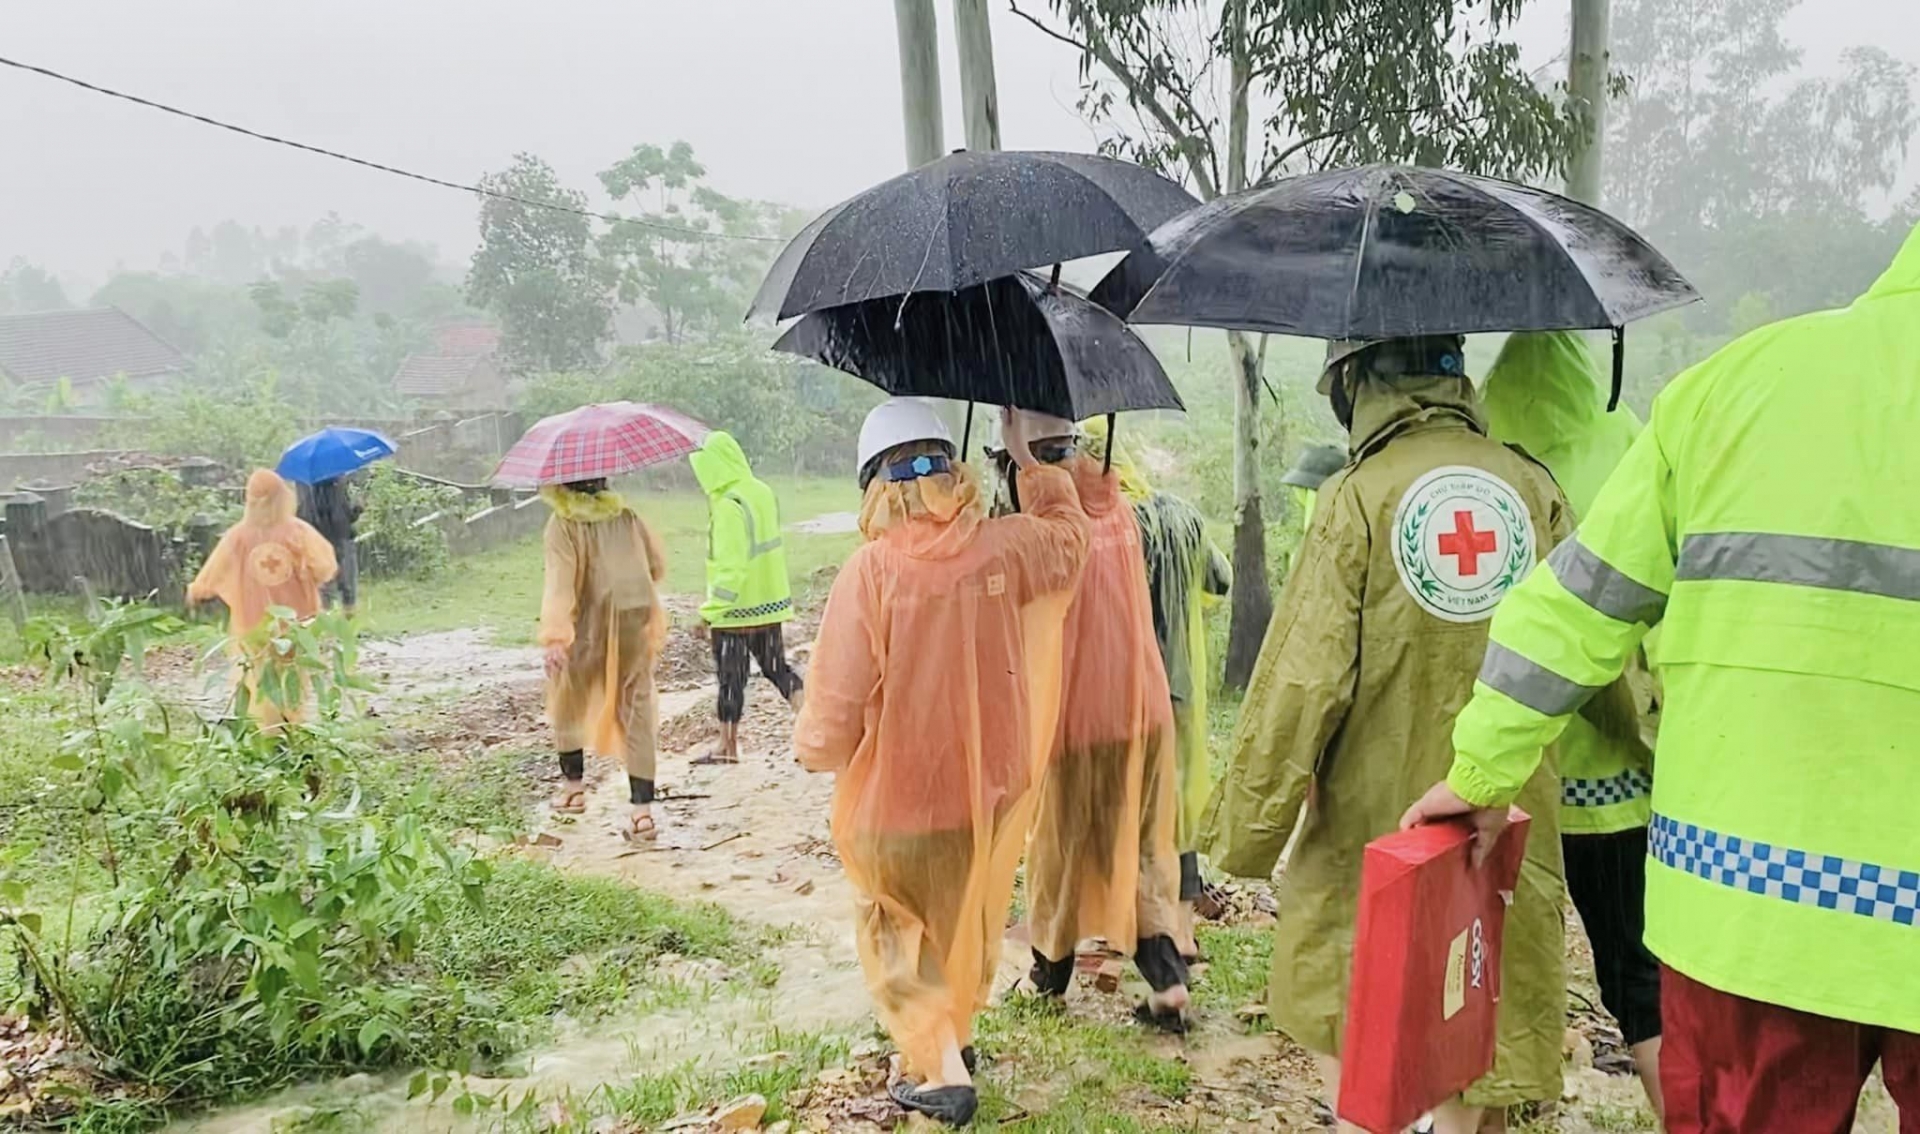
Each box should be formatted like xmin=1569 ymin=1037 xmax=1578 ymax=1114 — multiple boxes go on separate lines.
xmin=4 ymin=0 xmax=1916 ymax=293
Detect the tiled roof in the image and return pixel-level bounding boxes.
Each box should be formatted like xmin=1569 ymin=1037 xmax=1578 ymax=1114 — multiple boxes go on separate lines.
xmin=0 ymin=307 xmax=188 ymax=386
xmin=393 ymin=352 xmax=484 ymax=396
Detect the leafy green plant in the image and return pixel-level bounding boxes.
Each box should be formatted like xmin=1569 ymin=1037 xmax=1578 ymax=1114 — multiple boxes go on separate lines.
xmin=74 ymin=468 xmax=240 ymax=539
xmin=102 ymin=374 xmax=299 ymax=470
xmin=355 ymin=466 xmax=460 ymax=580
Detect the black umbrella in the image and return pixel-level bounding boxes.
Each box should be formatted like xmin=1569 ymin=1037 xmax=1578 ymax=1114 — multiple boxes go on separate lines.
xmin=1096 ymin=165 xmax=1699 ymax=406
xmin=773 ymin=272 xmax=1186 ymax=425
xmin=750 ymin=150 xmax=1199 ymax=321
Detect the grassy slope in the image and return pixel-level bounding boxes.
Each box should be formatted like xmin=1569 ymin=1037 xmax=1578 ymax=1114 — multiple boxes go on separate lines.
xmin=356 ymin=475 xmax=861 ymax=643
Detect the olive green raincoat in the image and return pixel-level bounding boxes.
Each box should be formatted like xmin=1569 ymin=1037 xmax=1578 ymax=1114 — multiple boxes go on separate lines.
xmin=1202 ymin=373 xmax=1569 ymax=1107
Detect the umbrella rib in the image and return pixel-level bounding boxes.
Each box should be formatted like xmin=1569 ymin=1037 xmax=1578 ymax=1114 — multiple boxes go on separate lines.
xmin=1345 ymin=188 xmax=1382 ymax=336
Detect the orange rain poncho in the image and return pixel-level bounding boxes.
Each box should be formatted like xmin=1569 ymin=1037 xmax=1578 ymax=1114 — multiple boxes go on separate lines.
xmin=187 ymin=470 xmax=338 ymax=724
xmin=538 ymin=486 xmax=669 ymax=775
xmin=1026 ymin=457 xmax=1190 ymax=964
xmin=796 ymin=459 xmax=1089 ymax=1082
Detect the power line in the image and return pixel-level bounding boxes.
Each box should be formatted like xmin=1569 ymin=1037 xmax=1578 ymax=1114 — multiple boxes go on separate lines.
xmin=0 ymin=53 xmax=783 ymax=244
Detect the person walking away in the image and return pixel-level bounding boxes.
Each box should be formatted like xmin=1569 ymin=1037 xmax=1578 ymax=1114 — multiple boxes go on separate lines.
xmin=796 ymin=401 xmax=1090 ymax=1127
xmin=1023 ymin=422 xmax=1194 ymax=1030
xmin=1404 ymin=224 xmax=1920 ymax=1133
xmin=1481 ymin=330 xmax=1665 ymax=1121
xmin=296 ymin=474 xmax=362 ymax=615
xmin=1202 ymin=337 xmax=1603 ymax=1133
xmin=1081 ymin=417 xmax=1232 ymax=936
xmin=539 ymin=477 xmax=669 ymax=841
xmin=1280 ymin=444 xmax=1346 ymax=569
xmin=188 ymin=469 xmax=338 ymax=727
xmin=690 ymin=431 xmax=803 ymax=763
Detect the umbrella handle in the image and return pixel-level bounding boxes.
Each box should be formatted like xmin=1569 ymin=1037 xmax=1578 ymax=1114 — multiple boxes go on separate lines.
xmin=961 ymin=402 xmax=974 ymax=460
xmin=1608 ymin=327 xmax=1625 ymax=413
xmin=1049 ymin=263 xmax=1062 ymax=293
xmin=1102 ymin=413 xmax=1116 ymax=475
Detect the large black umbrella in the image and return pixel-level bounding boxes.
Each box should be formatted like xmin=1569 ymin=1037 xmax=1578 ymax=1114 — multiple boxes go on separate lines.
xmin=1099 ymin=165 xmax=1699 ymax=338
xmin=772 ymin=272 xmax=1185 ymax=422
xmin=750 ymin=150 xmax=1199 ymax=321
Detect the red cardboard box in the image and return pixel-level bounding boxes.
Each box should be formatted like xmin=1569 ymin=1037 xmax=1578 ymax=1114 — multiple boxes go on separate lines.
xmin=1335 ymin=810 xmax=1532 ymax=1134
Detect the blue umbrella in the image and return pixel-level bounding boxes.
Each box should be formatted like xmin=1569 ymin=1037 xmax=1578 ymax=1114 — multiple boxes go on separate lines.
xmin=276 ymin=427 xmax=397 ymax=484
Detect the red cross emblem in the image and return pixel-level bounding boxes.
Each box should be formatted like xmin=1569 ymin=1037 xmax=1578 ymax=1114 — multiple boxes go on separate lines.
xmin=1436 ymin=510 xmax=1498 ymax=576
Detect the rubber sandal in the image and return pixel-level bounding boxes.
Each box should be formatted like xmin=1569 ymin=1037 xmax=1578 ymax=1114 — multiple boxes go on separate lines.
xmin=550 ymin=789 xmax=587 ymax=815
xmin=621 ymin=812 xmax=658 ymax=843
xmin=888 ymin=1079 xmax=978 ymax=1127
xmin=1133 ymin=1001 xmax=1190 ymax=1035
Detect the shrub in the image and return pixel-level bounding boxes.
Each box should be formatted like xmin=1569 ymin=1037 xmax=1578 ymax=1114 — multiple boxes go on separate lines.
xmin=355 ymin=465 xmax=461 ymax=580
xmin=72 ymin=468 xmax=240 ymax=539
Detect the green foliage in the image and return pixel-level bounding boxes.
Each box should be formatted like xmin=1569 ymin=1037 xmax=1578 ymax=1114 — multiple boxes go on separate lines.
xmin=597 ymin=140 xmax=790 ymax=343
xmin=467 ymin=154 xmax=615 ymax=375
xmin=73 ymin=468 xmax=240 ymax=539
xmin=354 ymin=466 xmax=461 ymax=580
xmin=519 ymin=330 xmax=881 ymax=475
xmin=103 ymin=375 xmax=298 ymax=470
xmin=0 ymin=257 xmax=70 ymax=315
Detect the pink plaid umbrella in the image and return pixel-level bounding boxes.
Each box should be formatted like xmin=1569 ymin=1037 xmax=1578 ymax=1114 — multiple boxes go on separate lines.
xmin=492 ymin=402 xmax=712 ymax=487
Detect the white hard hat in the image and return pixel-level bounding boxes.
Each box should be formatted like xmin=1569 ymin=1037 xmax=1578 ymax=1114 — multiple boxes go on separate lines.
xmin=857 ymin=397 xmax=955 ymax=484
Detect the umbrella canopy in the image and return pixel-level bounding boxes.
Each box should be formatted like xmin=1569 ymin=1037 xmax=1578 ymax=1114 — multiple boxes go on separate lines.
xmin=750 ymin=150 xmax=1198 ymax=322
xmin=772 ymin=272 xmax=1185 ymax=421
xmin=1102 ymin=165 xmax=1699 ymax=339
xmin=492 ymin=402 xmax=711 ymax=488
xmin=275 ymin=427 xmax=397 ymax=485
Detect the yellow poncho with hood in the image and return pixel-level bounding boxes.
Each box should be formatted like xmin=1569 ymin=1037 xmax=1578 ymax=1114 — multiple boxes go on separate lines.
xmin=1201 ymin=371 xmax=1572 ymax=1106
xmin=1482 ymin=331 xmax=1657 ymax=835
xmin=539 ymin=485 xmax=668 ymax=768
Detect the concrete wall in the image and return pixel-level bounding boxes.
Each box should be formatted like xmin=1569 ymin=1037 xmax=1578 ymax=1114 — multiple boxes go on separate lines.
xmin=2 ymin=495 xmax=183 ymax=605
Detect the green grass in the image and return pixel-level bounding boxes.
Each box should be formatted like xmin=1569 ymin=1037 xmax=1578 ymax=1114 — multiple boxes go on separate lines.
xmin=970 ymin=996 xmax=1193 ymax=1128
xmin=1192 ymin=924 xmax=1273 ymax=1031
xmin=589 ymin=1029 xmax=852 ymax=1130
xmin=356 ymin=475 xmax=861 ymax=643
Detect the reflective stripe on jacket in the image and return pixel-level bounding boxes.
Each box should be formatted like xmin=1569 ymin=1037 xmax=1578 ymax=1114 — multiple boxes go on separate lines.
xmin=690 ymin=431 xmax=795 ymax=628
xmin=1450 ymin=222 xmax=1920 ymax=1032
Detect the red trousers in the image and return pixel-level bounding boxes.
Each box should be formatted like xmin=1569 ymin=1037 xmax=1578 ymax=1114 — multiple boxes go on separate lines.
xmin=1663 ymin=965 xmax=1920 ymax=1133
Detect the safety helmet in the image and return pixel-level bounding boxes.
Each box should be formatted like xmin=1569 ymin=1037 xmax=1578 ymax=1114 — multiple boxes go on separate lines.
xmin=1280 ymin=443 xmax=1347 ymax=489
xmin=1317 ymin=335 xmax=1467 ymax=394
xmin=857 ymin=397 xmax=955 ymax=487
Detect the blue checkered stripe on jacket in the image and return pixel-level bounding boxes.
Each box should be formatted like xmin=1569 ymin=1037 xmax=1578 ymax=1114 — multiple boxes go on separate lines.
xmin=1562 ymin=768 xmax=1653 ymax=808
xmin=1651 ymin=813 xmax=1920 ymax=926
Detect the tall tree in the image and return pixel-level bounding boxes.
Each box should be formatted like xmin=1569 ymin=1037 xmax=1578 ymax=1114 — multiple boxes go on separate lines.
xmin=1014 ymin=0 xmax=1580 ymax=687
xmin=0 ymin=259 xmax=71 ymax=314
xmin=1607 ymin=0 xmax=1916 ymax=334
xmin=467 ymin=154 xmax=614 ymax=374
xmin=597 ymin=141 xmax=786 ymax=344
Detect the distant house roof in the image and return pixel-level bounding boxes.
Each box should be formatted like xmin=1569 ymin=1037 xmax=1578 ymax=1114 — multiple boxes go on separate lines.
xmin=393 ymin=352 xmax=489 ymax=397
xmin=431 ymin=321 xmax=501 ymax=357
xmin=0 ymin=307 xmax=189 ymax=387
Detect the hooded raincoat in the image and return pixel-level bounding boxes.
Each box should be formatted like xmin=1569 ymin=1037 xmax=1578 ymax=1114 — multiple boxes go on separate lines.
xmin=539 ymin=486 xmax=668 ymax=776
xmin=1483 ymin=332 xmax=1657 ymax=835
xmin=188 ymin=470 xmax=338 ymax=724
xmin=1449 ymin=223 xmax=1920 ymax=1034
xmin=691 ymin=432 xmax=794 ymax=628
xmin=1027 ymin=457 xmax=1190 ymax=964
xmin=1083 ymin=419 xmax=1231 ymax=854
xmin=1201 ymin=374 xmax=1572 ymax=1106
xmin=796 ymin=460 xmax=1089 ymax=1082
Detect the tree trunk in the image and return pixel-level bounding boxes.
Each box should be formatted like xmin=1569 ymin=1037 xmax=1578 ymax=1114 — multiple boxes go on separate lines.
xmin=893 ymin=0 xmax=946 ymax=168
xmin=1221 ymin=0 xmax=1274 ymax=690
xmin=1223 ymin=327 xmax=1273 ymax=688
xmin=1566 ymin=0 xmax=1612 ymax=204
xmin=952 ymin=0 xmax=1002 ymax=152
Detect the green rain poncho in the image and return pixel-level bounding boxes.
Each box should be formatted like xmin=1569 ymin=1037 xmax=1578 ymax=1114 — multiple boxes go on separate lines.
xmin=1483 ymin=332 xmax=1656 ymax=835
xmin=1082 ymin=419 xmax=1232 ymax=850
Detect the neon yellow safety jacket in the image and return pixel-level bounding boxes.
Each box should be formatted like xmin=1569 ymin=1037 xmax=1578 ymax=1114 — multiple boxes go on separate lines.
xmin=690 ymin=431 xmax=795 ymax=629
xmin=1482 ymin=331 xmax=1654 ymax=835
xmin=1449 ymin=222 xmax=1920 ymax=1033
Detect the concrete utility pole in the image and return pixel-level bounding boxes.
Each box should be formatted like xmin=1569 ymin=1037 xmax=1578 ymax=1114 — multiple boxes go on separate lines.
xmin=894 ymin=0 xmax=946 ymax=168
xmin=952 ymin=0 xmax=1002 ymax=151
xmin=1566 ymin=0 xmax=1612 ymax=205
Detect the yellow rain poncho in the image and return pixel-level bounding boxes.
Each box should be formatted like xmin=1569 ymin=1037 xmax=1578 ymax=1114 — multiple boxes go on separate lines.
xmin=1027 ymin=456 xmax=1191 ymax=964
xmin=1082 ymin=419 xmax=1231 ymax=854
xmin=1201 ymin=373 xmax=1572 ymax=1107
xmin=187 ymin=470 xmax=337 ymax=724
xmin=795 ymin=458 xmax=1089 ymax=1082
xmin=538 ymin=486 xmax=668 ymax=775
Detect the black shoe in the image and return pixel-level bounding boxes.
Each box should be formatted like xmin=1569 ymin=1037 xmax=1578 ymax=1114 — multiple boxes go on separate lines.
xmin=961 ymin=1045 xmax=978 ymax=1074
xmin=1133 ymin=1000 xmax=1190 ymax=1034
xmin=889 ymin=1079 xmax=979 ymax=1127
